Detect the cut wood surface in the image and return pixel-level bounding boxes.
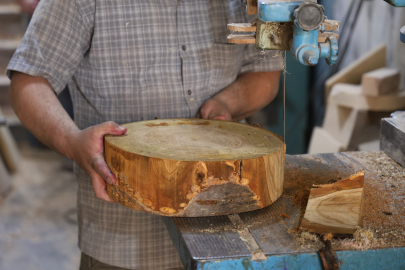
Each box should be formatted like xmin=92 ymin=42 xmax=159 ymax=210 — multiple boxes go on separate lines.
xmin=325 ymin=44 xmax=386 ymax=99
xmin=361 ymin=67 xmax=400 ymax=96
xmin=299 ymin=170 xmax=365 ymax=236
xmin=104 ymin=119 xmax=284 ymax=217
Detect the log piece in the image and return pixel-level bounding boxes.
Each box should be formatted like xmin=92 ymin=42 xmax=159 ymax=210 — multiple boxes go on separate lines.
xmin=104 ymin=119 xmax=284 ymax=217
xmin=299 ymin=170 xmax=365 ymax=236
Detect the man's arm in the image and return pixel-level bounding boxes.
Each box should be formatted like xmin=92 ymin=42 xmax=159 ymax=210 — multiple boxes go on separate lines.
xmin=199 ymin=71 xmax=281 ymax=121
xmin=9 ymin=72 xmax=126 ymax=202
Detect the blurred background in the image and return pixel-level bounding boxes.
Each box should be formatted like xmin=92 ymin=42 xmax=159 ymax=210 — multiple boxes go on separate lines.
xmin=0 ymin=0 xmax=405 ymax=269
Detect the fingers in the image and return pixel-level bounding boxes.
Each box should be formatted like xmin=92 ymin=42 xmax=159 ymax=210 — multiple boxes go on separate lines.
xmin=97 ymin=121 xmax=127 ymax=136
xmin=90 ymin=173 xmax=115 ymax=203
xmin=91 ymin=155 xmax=117 ymax=185
xmin=213 ymin=115 xmax=226 ymax=121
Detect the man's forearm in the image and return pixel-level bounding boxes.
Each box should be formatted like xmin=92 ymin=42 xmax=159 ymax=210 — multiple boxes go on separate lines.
xmin=213 ymin=71 xmax=281 ymax=121
xmin=9 ymin=72 xmax=127 ymax=202
xmin=9 ymin=72 xmax=79 ymax=159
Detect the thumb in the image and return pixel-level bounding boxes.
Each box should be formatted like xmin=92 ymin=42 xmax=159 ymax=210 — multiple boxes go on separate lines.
xmin=98 ymin=121 xmax=127 ymax=136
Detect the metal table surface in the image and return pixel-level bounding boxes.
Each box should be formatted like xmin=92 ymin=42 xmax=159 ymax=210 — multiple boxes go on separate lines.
xmin=164 ymin=152 xmax=405 ymax=270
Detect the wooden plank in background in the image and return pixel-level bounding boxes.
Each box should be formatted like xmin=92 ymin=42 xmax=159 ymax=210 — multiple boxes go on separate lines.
xmin=325 ymin=44 xmax=386 ymax=99
xmin=361 ymin=67 xmax=400 ymax=96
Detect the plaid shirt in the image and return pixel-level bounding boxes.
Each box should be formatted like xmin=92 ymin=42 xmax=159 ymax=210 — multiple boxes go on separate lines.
xmin=7 ymin=0 xmax=282 ymax=269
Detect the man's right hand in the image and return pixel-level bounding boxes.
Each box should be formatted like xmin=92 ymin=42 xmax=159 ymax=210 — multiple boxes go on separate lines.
xmin=67 ymin=121 xmax=127 ymax=202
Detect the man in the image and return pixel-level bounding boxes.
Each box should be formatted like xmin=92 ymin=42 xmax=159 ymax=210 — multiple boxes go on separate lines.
xmin=7 ymin=0 xmax=282 ymax=269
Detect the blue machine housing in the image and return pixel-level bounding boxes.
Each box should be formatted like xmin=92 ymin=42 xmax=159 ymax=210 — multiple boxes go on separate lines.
xmin=258 ymin=1 xmax=301 ymax=22
xmin=384 ymin=0 xmax=405 ymax=7
xmin=258 ymin=1 xmax=337 ymax=66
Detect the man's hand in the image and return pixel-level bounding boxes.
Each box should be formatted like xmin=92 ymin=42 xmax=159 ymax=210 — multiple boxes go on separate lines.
xmin=67 ymin=122 xmax=127 ymax=202
xmin=198 ymin=98 xmax=232 ymax=121
xmin=198 ymin=71 xmax=281 ymax=121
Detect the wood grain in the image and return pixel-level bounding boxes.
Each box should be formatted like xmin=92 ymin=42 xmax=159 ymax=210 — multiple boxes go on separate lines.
xmin=104 ymin=119 xmax=284 ymax=217
xmin=299 ymin=170 xmax=365 ymax=235
xmin=247 ymin=0 xmax=257 ymax=15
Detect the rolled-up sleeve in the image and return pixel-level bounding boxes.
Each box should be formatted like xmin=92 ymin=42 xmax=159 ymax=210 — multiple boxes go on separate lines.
xmin=239 ymin=44 xmax=284 ymax=74
xmin=6 ymin=0 xmax=92 ymax=94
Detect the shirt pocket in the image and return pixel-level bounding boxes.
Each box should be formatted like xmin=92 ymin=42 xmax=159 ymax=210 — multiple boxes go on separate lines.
xmin=208 ymin=0 xmax=248 ymax=44
xmin=208 ymin=43 xmax=245 ymax=95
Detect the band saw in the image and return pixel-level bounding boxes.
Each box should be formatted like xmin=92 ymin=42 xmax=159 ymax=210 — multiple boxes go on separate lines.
xmin=161 ymin=1 xmax=405 ymax=269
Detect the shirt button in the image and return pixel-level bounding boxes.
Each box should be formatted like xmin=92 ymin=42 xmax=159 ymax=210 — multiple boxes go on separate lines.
xmin=188 ymin=90 xmax=192 ymax=95
xmin=182 ymin=45 xmax=187 ymax=51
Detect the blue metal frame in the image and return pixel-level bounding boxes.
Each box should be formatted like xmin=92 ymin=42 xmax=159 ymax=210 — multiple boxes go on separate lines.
xmin=258 ymin=1 xmax=301 ymax=22
xmin=195 ymin=248 xmax=405 ymax=270
xmin=290 ymin=26 xmax=319 ymax=65
xmin=384 ymin=0 xmax=405 ymax=7
xmin=257 ymin=0 xmax=336 ymax=66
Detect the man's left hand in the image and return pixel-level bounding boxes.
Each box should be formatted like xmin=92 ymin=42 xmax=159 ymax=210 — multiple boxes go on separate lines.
xmin=198 ymin=98 xmax=232 ymax=121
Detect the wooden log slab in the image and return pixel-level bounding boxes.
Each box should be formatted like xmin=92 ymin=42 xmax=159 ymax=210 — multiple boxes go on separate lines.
xmin=299 ymin=170 xmax=365 ymax=236
xmin=104 ymin=119 xmax=284 ymax=217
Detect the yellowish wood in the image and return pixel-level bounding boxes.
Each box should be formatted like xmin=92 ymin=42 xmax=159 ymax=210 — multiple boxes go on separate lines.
xmin=227 ymin=23 xmax=256 ymax=32
xmin=300 ymin=171 xmax=365 ymax=235
xmin=247 ymin=0 xmax=257 ymax=15
xmin=104 ymin=119 xmax=284 ymax=217
xmin=227 ymin=34 xmax=256 ymax=44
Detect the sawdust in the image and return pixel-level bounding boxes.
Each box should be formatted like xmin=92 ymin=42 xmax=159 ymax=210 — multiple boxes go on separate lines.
xmin=333 ymin=151 xmax=405 ymax=250
xmin=287 ymin=229 xmax=324 ymax=251
xmin=285 ymin=151 xmax=405 ymax=251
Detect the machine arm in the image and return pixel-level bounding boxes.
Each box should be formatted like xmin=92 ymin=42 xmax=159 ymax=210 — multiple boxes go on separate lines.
xmin=229 ymin=1 xmax=340 ymax=66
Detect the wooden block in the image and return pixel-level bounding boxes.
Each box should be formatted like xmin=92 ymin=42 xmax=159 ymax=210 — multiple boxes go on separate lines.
xmin=247 ymin=0 xmax=257 ymax=15
xmin=323 ymin=20 xmax=340 ymax=31
xmin=380 ymin=114 xmax=405 ymax=167
xmin=227 ymin=23 xmax=256 ymax=32
xmin=104 ymin=119 xmax=284 ymax=217
xmin=329 ymin=83 xmax=405 ymax=111
xmin=361 ymin=68 xmax=400 ymax=96
xmin=325 ymin=44 xmax=386 ymax=98
xmin=227 ymin=33 xmax=256 ymax=44
xmin=299 ymin=170 xmax=365 ymax=236
xmin=308 ymin=127 xmax=345 ymax=154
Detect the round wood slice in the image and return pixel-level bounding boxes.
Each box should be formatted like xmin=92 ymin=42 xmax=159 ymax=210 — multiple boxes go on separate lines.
xmin=104 ymin=119 xmax=284 ymax=217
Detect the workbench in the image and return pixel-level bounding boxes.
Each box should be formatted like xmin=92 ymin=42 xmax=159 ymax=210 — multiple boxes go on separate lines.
xmin=164 ymin=152 xmax=405 ymax=270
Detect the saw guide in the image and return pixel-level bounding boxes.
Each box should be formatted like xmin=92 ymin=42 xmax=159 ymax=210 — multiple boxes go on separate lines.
xmin=104 ymin=119 xmax=284 ymax=217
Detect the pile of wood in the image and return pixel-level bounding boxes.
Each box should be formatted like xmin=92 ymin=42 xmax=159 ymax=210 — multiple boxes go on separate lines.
xmin=309 ymin=45 xmax=405 ymax=154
